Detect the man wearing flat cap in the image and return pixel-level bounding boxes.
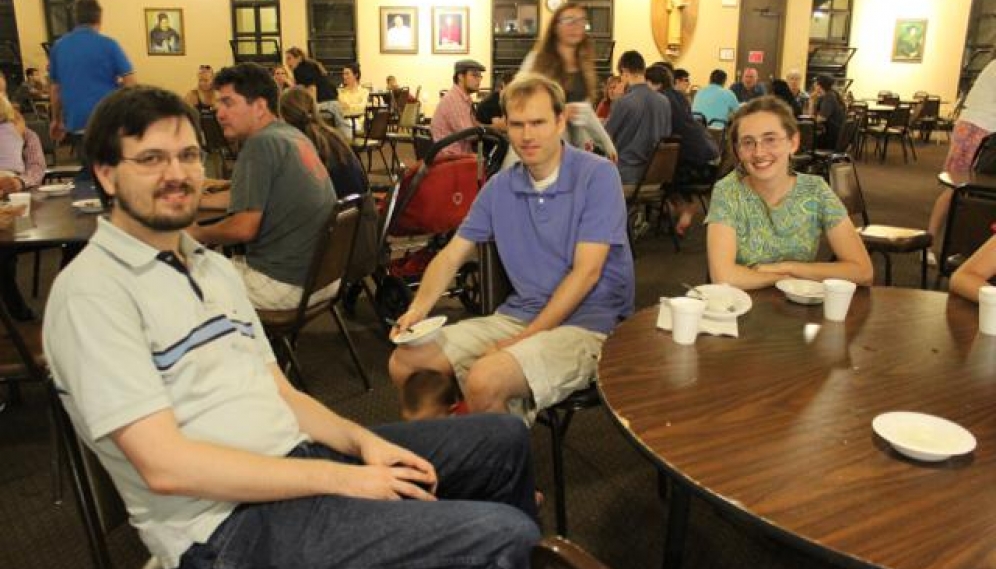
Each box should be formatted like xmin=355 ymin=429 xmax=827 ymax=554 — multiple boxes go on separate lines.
xmin=431 ymin=59 xmax=485 ymax=156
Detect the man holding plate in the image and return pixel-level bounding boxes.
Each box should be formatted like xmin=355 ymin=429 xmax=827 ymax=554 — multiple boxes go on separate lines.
xmin=389 ymin=73 xmax=634 ymax=420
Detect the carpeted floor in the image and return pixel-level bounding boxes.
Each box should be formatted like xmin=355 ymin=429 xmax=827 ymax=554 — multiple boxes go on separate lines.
xmin=0 ymin=139 xmax=952 ymax=569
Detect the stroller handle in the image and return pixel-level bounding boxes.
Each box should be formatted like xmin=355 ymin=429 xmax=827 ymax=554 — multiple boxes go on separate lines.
xmin=424 ymin=126 xmax=510 ymax=171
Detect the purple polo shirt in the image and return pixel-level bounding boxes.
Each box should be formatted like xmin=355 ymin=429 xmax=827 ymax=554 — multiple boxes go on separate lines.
xmin=458 ymin=144 xmax=634 ymax=334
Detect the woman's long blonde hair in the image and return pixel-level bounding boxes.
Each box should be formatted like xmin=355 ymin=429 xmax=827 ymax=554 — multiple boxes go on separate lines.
xmin=530 ymin=2 xmax=597 ymax=103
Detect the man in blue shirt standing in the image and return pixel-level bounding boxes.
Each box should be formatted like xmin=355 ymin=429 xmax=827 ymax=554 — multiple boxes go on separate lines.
xmin=49 ymin=0 xmax=135 ymax=149
xmin=389 ymin=73 xmax=635 ymax=419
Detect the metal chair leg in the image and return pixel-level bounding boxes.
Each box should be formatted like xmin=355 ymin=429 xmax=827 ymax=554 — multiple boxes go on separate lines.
xmin=280 ymin=335 xmax=309 ymax=393
xmin=33 ymin=250 xmax=42 ymax=298
xmin=331 ymin=304 xmax=372 ymax=391
xmin=920 ymin=248 xmax=929 ymax=290
xmin=546 ymin=407 xmax=569 ymax=536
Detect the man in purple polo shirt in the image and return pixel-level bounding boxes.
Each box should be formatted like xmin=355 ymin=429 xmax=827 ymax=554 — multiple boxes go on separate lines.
xmin=389 ymin=73 xmax=634 ymax=419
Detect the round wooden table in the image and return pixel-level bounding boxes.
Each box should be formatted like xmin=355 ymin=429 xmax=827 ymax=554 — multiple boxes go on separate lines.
xmin=599 ymin=287 xmax=996 ymax=569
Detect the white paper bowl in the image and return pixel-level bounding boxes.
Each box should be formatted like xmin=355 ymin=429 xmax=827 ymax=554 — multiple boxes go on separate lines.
xmin=776 ymin=279 xmax=825 ymax=305
xmin=872 ymin=411 xmax=977 ymax=462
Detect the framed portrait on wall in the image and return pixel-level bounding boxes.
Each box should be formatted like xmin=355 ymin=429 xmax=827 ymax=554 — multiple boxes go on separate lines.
xmin=432 ymin=7 xmax=469 ymax=54
xmin=892 ymin=19 xmax=927 ymax=63
xmin=145 ymin=8 xmax=184 ymax=55
xmin=380 ymin=6 xmax=418 ymax=54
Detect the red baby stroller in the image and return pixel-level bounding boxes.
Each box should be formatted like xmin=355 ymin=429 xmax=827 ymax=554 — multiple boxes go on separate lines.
xmin=370 ymin=127 xmax=509 ymax=330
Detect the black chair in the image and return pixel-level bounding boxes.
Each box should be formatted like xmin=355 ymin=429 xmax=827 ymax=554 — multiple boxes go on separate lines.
xmin=412 ymin=125 xmax=434 ymax=162
xmin=531 ymin=536 xmax=612 ymax=569
xmin=792 ymin=116 xmax=817 ymax=171
xmin=811 ymin=117 xmax=859 ymax=178
xmin=386 ymin=101 xmax=421 ymax=174
xmin=351 ymin=108 xmax=393 ymax=177
xmin=935 ymin=185 xmax=996 ymax=289
xmin=0 ymin=294 xmax=46 ymax=419
xmin=868 ymin=104 xmax=917 ymax=163
xmin=49 ymin=381 xmax=163 ymax=569
xmin=257 ymin=196 xmax=370 ymax=391
xmin=477 ymin=242 xmax=602 ymax=537
xmin=912 ymin=96 xmax=941 ymax=142
xmin=0 ymin=295 xmax=82 ymax=533
xmin=827 ymin=155 xmax=932 ymax=288
xmin=622 ymin=137 xmax=681 ymax=250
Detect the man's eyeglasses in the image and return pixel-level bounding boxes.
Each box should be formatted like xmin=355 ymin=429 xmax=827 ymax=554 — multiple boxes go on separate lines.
xmin=557 ymin=16 xmax=588 ymax=27
xmin=121 ymin=148 xmax=207 ymax=174
xmin=199 ymin=65 xmax=212 ymax=71
xmin=735 ymin=135 xmax=788 ymax=154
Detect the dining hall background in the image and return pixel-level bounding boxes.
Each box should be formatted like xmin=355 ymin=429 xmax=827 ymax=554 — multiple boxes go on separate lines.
xmin=7 ymin=0 xmax=972 ymax=116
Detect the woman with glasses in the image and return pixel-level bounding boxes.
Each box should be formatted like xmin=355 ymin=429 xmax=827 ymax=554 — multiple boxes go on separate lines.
xmin=520 ymin=2 xmax=616 ymax=161
xmin=183 ymin=65 xmax=216 ymax=112
xmin=705 ymin=96 xmax=872 ymax=290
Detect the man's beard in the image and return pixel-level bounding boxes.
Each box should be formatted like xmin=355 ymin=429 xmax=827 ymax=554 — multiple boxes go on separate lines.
xmin=117 ymin=183 xmax=198 ymax=231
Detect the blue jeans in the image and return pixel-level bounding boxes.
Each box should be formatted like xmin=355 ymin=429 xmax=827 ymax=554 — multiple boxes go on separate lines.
xmin=178 ymin=414 xmax=540 ymax=569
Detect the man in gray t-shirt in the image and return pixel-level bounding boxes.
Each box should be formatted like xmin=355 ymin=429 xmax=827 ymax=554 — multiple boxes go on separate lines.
xmin=605 ymin=50 xmax=673 ymax=185
xmin=189 ymin=63 xmax=334 ymax=310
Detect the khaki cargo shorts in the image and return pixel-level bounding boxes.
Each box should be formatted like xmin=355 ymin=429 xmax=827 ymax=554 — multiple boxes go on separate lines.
xmin=436 ymin=313 xmax=604 ymax=412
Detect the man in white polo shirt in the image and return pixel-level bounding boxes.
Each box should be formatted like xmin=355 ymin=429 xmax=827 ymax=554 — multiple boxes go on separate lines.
xmin=43 ymin=85 xmax=539 ymax=569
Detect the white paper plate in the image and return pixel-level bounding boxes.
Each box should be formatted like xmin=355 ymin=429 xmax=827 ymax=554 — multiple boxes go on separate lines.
xmin=72 ymin=199 xmax=104 ymax=214
xmin=392 ymin=315 xmax=448 ymax=346
xmin=685 ymin=284 xmax=751 ymax=320
xmin=872 ymin=411 xmax=977 ymax=462
xmin=776 ymin=279 xmax=825 ymax=305
xmin=38 ymin=183 xmax=73 ymax=196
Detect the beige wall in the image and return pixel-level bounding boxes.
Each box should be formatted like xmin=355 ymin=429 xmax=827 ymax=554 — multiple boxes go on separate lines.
xmin=12 ymin=0 xmax=969 ymax=114
xmin=14 ymin=0 xmax=233 ymax=96
xmin=12 ymin=0 xmax=47 ymax=73
xmin=848 ymin=0 xmax=971 ymax=103
xmin=353 ymin=0 xmax=493 ymax=115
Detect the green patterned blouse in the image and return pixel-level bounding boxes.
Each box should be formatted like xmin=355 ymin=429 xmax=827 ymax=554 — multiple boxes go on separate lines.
xmin=704 ymin=171 xmax=847 ymax=266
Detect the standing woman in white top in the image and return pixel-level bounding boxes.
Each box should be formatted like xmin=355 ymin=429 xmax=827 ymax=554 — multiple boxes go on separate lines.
xmin=520 ymin=2 xmax=616 ymax=161
xmin=927 ymin=58 xmax=996 ymax=244
xmin=338 ymin=62 xmax=370 ymax=117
